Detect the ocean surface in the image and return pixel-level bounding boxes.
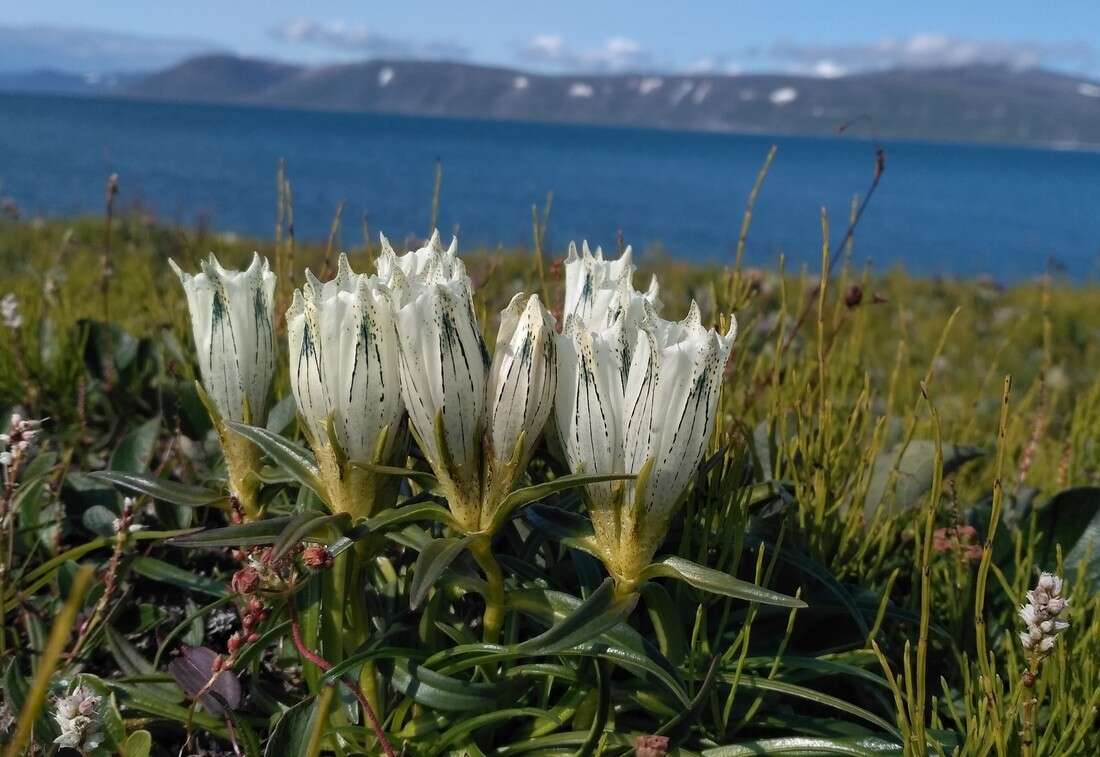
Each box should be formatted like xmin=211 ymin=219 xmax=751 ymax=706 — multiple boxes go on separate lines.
xmin=2 ymin=92 xmax=1099 ymax=280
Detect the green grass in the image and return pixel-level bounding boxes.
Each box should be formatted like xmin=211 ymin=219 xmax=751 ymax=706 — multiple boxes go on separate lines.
xmin=1 ymin=210 xmax=1098 ymax=756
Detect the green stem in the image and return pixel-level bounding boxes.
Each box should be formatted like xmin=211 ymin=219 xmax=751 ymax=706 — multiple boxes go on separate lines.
xmin=349 ymin=539 xmax=384 ymax=721
xmin=469 ymin=536 xmax=505 ymax=644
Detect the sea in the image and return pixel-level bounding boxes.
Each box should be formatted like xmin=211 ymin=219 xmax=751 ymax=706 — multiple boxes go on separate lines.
xmin=2 ymin=91 xmax=1099 ymax=281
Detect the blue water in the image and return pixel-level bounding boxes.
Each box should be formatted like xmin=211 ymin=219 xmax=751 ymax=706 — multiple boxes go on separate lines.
xmin=2 ymin=92 xmax=1099 ymax=280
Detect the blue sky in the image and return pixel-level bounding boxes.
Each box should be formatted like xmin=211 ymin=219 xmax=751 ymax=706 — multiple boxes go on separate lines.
xmin=4 ymin=1 xmax=1099 ymax=76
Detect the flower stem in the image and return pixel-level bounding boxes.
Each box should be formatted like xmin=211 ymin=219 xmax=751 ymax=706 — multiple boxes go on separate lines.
xmin=469 ymin=536 xmax=505 ymax=644
xmin=288 ymin=601 xmax=395 ymax=757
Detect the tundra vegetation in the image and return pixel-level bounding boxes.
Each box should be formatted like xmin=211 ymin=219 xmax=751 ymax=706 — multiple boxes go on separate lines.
xmin=0 ymin=169 xmax=1098 ymax=756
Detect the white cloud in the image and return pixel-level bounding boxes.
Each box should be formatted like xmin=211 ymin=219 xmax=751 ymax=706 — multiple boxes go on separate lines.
xmin=270 ymin=18 xmax=469 ymax=60
xmin=764 ymin=34 xmax=1094 ymax=74
xmin=519 ymin=34 xmax=652 ymax=72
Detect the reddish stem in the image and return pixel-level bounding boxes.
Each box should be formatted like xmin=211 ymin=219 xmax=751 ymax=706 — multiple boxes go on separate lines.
xmin=288 ymin=602 xmax=395 ymax=757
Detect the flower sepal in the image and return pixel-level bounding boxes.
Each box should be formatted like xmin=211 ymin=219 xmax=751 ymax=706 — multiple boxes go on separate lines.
xmin=194 ymin=379 xmax=264 ymax=521
xmin=314 ymin=416 xmax=408 ymax=520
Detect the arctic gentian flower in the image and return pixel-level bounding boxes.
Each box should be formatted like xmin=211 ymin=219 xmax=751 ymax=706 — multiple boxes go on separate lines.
xmin=556 ymin=299 xmax=736 ymax=585
xmin=562 ymin=240 xmax=659 ymax=331
xmin=382 ymin=231 xmax=557 ymax=533
xmin=170 ymin=253 xmax=276 ymax=519
xmin=170 ymin=253 xmax=276 ymax=424
xmin=286 ymin=253 xmax=406 ymax=517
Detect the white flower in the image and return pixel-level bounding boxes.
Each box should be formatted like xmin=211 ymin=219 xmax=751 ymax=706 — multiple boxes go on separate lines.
xmin=1019 ymin=571 xmax=1070 ymax=658
xmin=487 ymin=293 xmax=557 ymax=467
xmin=385 ymin=232 xmax=487 ymax=480
xmin=170 ymin=253 xmax=276 ymax=424
xmin=52 ymin=685 xmax=105 ymax=752
xmin=287 ymin=253 xmax=404 ymax=460
xmin=555 ymin=299 xmax=736 ymax=578
xmin=563 ymin=241 xmax=659 ymax=331
xmin=0 ymin=293 xmax=22 ymax=330
xmin=382 ymin=232 xmax=557 ymax=531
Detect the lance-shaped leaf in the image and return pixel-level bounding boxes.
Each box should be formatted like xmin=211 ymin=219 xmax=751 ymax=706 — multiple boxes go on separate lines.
xmin=410 ymin=535 xmax=476 ymax=609
xmin=487 ymin=471 xmax=636 ymax=534
xmin=224 ymin=420 xmax=323 ymax=496
xmin=514 ymin=578 xmax=639 ymax=656
xmin=166 ymin=516 xmax=295 ymax=548
xmin=269 ymin=511 xmax=351 ymax=563
xmin=391 ymin=660 xmax=498 ymax=712
xmin=351 ymin=461 xmax=440 ymax=493
xmin=640 ymin=555 xmax=806 ymax=608
xmin=89 ymin=471 xmax=226 ymax=509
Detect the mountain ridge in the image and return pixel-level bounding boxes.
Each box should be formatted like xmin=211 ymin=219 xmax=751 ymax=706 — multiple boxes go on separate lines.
xmin=9 ymin=53 xmax=1100 ymax=146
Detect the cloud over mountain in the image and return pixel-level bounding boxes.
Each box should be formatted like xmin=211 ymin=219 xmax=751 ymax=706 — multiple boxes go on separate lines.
xmin=0 ymin=24 xmax=223 ymax=75
xmin=269 ymin=18 xmax=470 ymax=60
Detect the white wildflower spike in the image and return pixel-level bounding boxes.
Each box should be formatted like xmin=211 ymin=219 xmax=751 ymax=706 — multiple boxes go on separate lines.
xmin=1019 ymin=571 xmax=1070 ymax=657
xmin=52 ymin=685 xmax=105 ymax=752
xmin=555 ymin=299 xmax=736 ymax=580
xmin=487 ymin=293 xmax=558 ymax=468
xmin=563 ymin=240 xmax=660 ymax=331
xmin=286 ymin=253 xmax=404 ymax=461
xmin=0 ymin=293 xmax=22 ymax=330
xmin=170 ymin=253 xmax=276 ymax=424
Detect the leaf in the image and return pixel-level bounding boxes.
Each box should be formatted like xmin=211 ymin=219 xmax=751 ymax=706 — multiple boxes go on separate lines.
xmin=167 ymin=645 xmax=241 ymax=715
xmin=430 ymin=708 xmax=561 ymax=753
xmin=110 ymin=416 xmax=162 ymax=473
xmin=641 ymin=582 xmax=687 ymax=666
xmin=224 ymin=420 xmax=323 ymax=495
xmin=89 ymin=471 xmax=225 ymax=508
xmin=108 ymin=682 xmax=225 ymax=734
xmin=266 ymin=394 xmax=298 ymax=434
xmin=729 ymin=674 xmax=902 ymax=740
xmin=265 ymin=696 xmax=321 ymax=757
xmin=352 ymin=461 xmax=440 ymax=492
xmin=269 ymin=511 xmax=351 ymax=563
xmin=83 ymin=504 xmax=120 ymax=536
xmin=410 ymin=535 xmax=475 ymax=610
xmin=104 ymin=626 xmax=182 ymax=702
xmin=166 ymin=516 xmax=295 ymax=548
xmin=863 ymin=441 xmax=983 ymax=516
xmin=1035 ymin=487 xmax=1100 ymax=583
xmin=123 ymin=730 xmax=153 ymax=757
xmin=491 ymin=472 xmax=636 ymax=532
xmin=129 ymin=556 xmax=227 ymax=597
xmin=702 ymin=736 xmax=903 ymax=756
xmin=515 ymin=578 xmax=639 ymax=655
xmin=523 ymin=503 xmax=602 ymax=556
xmin=640 ymin=556 xmax=806 ymax=608
xmin=391 ymin=660 xmax=498 ymax=712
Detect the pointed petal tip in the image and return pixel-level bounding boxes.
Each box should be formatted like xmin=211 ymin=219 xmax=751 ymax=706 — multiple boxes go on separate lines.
xmin=565 ymin=241 xmax=579 ymax=262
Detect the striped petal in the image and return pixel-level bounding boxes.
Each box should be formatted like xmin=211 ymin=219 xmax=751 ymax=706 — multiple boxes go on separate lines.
xmin=487 ymin=293 xmax=557 ymax=465
xmin=170 ymin=252 xmax=276 ymax=423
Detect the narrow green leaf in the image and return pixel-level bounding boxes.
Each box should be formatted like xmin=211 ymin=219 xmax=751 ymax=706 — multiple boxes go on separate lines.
xmin=703 ymin=735 xmax=903 ymax=756
xmin=391 ymin=660 xmax=498 ymax=712
xmin=641 ymin=555 xmax=806 ymax=608
xmin=129 ymin=556 xmax=226 ymax=598
xmin=270 ymin=511 xmax=350 ymax=563
xmin=264 ymin=696 xmax=320 ymax=756
xmin=410 ymin=535 xmax=475 ymax=610
xmin=493 ymin=472 xmax=635 ymax=531
xmin=89 ymin=471 xmax=225 ymax=508
xmin=224 ymin=420 xmax=323 ymax=495
xmin=515 ymin=578 xmax=639 ymax=656
xmin=351 ymin=461 xmax=440 ymax=492
xmin=166 ymin=516 xmax=294 ymax=548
